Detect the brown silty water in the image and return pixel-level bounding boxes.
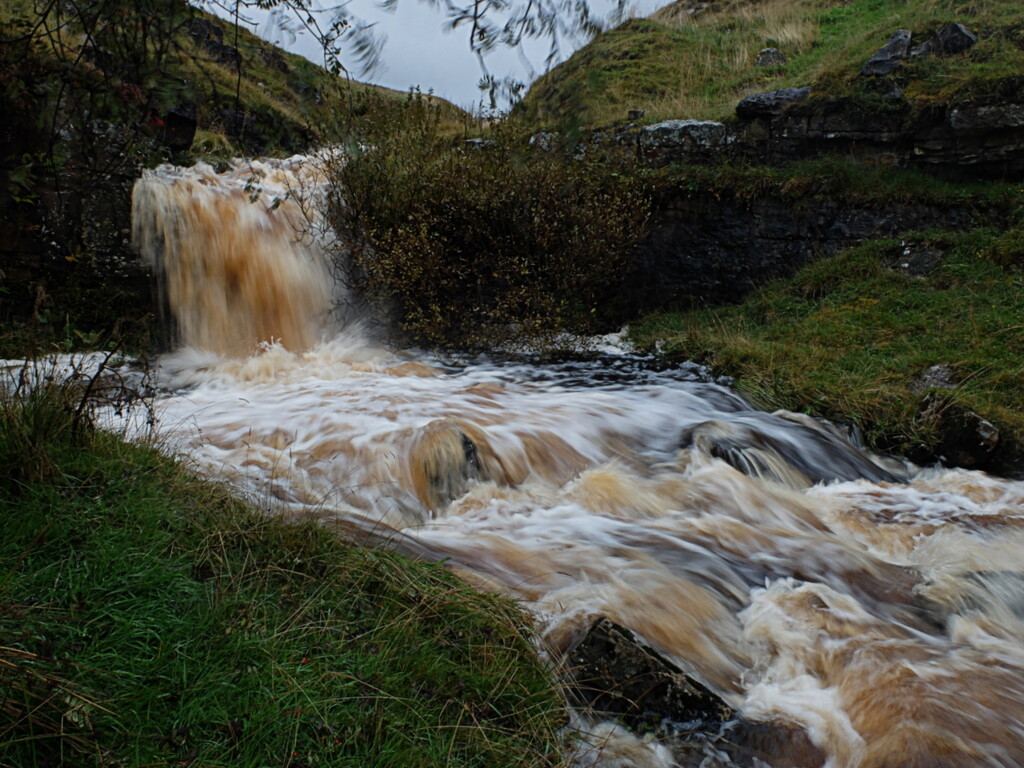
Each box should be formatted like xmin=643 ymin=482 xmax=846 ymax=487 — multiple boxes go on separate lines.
xmin=132 ymin=158 xmax=1024 ymax=768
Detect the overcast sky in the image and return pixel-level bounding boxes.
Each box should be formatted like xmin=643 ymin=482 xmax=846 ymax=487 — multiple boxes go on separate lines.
xmin=207 ymin=0 xmax=667 ymax=111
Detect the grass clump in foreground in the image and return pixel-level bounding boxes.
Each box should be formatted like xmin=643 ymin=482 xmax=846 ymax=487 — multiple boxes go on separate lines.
xmin=630 ymin=228 xmax=1024 ymax=468
xmin=0 ymin=377 xmax=565 ymax=767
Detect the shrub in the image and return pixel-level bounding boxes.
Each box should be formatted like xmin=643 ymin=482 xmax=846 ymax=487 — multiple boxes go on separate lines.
xmin=329 ymin=110 xmax=650 ymax=350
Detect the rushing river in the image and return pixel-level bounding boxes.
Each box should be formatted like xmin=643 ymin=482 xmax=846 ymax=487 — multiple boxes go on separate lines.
xmin=129 ymin=157 xmax=1024 ymax=768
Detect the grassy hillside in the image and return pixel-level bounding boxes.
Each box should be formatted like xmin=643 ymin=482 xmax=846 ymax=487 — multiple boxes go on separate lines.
xmin=171 ymin=9 xmax=468 ymax=156
xmin=519 ymin=0 xmax=1024 ymax=127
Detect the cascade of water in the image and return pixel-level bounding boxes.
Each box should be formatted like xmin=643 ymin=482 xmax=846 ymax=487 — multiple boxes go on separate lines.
xmin=133 ymin=156 xmax=1024 ymax=768
xmin=132 ymin=155 xmax=337 ymax=355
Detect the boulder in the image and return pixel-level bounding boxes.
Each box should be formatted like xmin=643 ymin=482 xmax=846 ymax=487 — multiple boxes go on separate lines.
xmin=755 ymin=47 xmax=787 ymax=68
xmin=736 ymin=86 xmax=811 ymax=119
xmin=158 ymin=103 xmax=197 ymax=151
xmin=912 ymin=22 xmax=977 ymax=57
xmin=567 ymin=617 xmax=732 ymax=735
xmin=917 ymin=393 xmax=1000 ymax=469
xmin=567 ymin=619 xmax=826 ymax=767
xmin=861 ymin=29 xmax=912 ymax=76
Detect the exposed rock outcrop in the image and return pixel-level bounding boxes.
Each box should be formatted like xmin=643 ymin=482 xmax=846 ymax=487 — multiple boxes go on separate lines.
xmin=626 ymin=190 xmax=983 ymax=310
xmin=614 ymin=25 xmax=1019 ymax=177
xmin=735 ymin=86 xmax=811 ymax=119
xmin=861 ymin=29 xmax=912 ymax=76
xmin=638 ymin=120 xmax=731 ymax=162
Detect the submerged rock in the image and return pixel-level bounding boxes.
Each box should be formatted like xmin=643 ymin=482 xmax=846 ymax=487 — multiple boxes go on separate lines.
xmin=409 ymin=419 xmax=488 ymax=510
xmin=678 ymin=415 xmax=901 ymax=487
xmin=567 ymin=619 xmax=825 ymax=767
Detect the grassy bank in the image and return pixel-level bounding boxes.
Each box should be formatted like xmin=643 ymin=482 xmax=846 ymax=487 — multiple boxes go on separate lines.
xmin=630 ymin=227 xmax=1024 ymax=469
xmin=0 ymin=373 xmax=564 ymax=767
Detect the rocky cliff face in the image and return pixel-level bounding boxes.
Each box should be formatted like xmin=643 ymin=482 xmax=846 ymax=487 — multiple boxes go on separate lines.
xmin=595 ymin=23 xmax=1024 ymax=311
xmin=627 ymin=192 xmax=987 ymax=311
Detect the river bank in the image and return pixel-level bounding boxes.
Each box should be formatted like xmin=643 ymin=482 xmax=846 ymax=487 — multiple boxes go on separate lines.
xmin=0 ymin=368 xmax=565 ymax=766
xmin=629 ymin=226 xmax=1024 ymax=476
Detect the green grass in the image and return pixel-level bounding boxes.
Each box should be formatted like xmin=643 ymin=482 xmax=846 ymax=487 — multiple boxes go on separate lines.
xmin=630 ymin=228 xmax=1024 ymax=467
xmin=519 ymin=0 xmax=1024 ymax=128
xmin=0 ymin=375 xmax=565 ymax=767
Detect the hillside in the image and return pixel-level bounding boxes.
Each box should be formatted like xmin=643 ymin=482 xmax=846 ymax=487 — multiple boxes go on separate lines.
xmin=518 ymin=0 xmax=1024 ymax=128
xmin=0 ymin=0 xmax=465 ymax=354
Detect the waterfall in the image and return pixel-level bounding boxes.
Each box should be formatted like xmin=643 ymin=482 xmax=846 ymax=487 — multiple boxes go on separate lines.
xmin=133 ymin=156 xmax=1024 ymax=768
xmin=132 ymin=155 xmax=337 ymax=355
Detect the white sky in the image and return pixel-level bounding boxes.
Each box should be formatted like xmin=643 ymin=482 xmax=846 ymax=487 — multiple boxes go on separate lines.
xmin=206 ymin=0 xmax=667 ymax=111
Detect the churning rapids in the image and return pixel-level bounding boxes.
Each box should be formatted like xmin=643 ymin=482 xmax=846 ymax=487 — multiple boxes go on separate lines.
xmin=124 ymin=156 xmax=1024 ymax=768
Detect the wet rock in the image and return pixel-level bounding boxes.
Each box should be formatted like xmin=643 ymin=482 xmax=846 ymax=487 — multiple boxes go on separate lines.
xmin=912 ymin=22 xmax=978 ymax=57
xmin=567 ymin=619 xmax=825 ymax=767
xmin=860 ymin=29 xmax=912 ymax=76
xmin=736 ymin=86 xmax=811 ymax=119
xmin=678 ymin=416 xmax=901 ymax=487
xmin=918 ymin=393 xmax=1000 ymax=469
xmin=410 ymin=420 xmax=487 ymax=510
xmin=755 ymin=47 xmax=787 ymax=68
xmin=567 ymin=618 xmax=732 ymax=736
